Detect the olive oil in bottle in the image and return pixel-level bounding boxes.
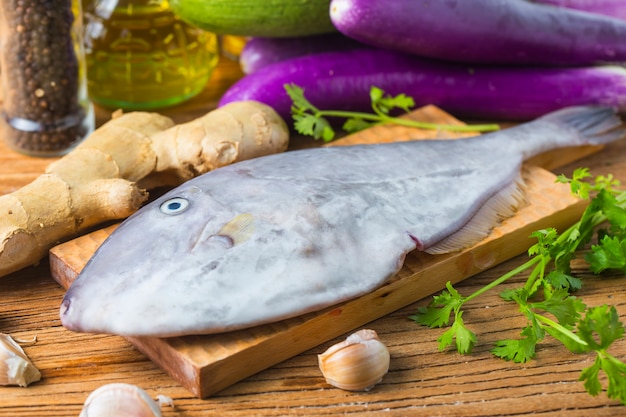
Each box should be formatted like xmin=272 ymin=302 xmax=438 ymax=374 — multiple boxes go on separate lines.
xmin=82 ymin=0 xmax=219 ymax=110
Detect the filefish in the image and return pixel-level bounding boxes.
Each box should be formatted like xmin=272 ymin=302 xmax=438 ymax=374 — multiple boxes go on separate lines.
xmin=60 ymin=106 xmax=625 ymax=337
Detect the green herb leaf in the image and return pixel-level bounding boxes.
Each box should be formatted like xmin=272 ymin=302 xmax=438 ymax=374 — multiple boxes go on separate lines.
xmin=436 ymin=312 xmax=476 ymax=354
xmin=285 ymin=84 xmax=500 ymax=142
xmin=578 ymin=306 xmax=626 ymax=404
xmin=452 ymin=314 xmax=477 ymax=354
xmin=492 ymin=326 xmax=537 ymax=363
xmin=530 ymin=289 xmax=585 ymax=328
xmin=370 ymin=86 xmax=415 ymax=115
xmin=292 ymin=113 xmax=335 ymax=142
xmin=528 ymin=228 xmax=558 ymax=258
xmin=557 ymin=167 xmax=592 ymax=199
xmin=578 ymin=305 xmax=624 ymax=352
xmin=343 ymin=118 xmax=374 ymax=133
xmin=410 ymin=303 xmax=454 ymax=329
xmin=544 ymin=270 xmax=583 ymax=292
xmin=596 ymin=189 xmax=626 ymax=227
xmin=601 ymin=356 xmax=626 ymax=403
xmin=286 ymin=83 xmax=337 ymax=141
xmin=286 ymin=83 xmax=317 ymax=115
xmin=586 ymin=235 xmax=626 ymax=274
xmin=410 ymin=282 xmax=463 ymax=328
xmin=580 ymin=358 xmax=604 ymax=396
xmin=412 ymin=169 xmax=626 ymax=404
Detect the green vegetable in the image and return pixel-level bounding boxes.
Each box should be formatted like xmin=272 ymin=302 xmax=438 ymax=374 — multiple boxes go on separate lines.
xmin=411 ymin=168 xmax=626 ymax=404
xmin=169 ymin=0 xmax=336 ymax=38
xmin=285 ymin=84 xmax=500 ymax=142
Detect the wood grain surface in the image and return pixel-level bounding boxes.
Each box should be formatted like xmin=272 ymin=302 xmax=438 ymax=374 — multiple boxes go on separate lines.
xmin=0 ymin=58 xmax=625 ymax=416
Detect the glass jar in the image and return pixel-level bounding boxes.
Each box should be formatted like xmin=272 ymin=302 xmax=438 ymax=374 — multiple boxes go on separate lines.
xmin=82 ymin=0 xmax=219 ymax=110
xmin=0 ymin=0 xmax=95 ymax=157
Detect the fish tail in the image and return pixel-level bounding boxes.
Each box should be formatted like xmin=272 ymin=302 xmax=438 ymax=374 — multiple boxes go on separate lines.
xmin=542 ymin=105 xmax=626 ymax=146
xmin=501 ymin=106 xmax=626 ymax=161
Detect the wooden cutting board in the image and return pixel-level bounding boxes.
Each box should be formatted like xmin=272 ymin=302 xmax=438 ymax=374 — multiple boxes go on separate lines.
xmin=49 ymin=105 xmax=597 ymax=398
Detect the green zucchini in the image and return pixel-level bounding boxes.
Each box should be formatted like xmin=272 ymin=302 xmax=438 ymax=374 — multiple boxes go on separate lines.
xmin=169 ymin=0 xmax=336 ymax=38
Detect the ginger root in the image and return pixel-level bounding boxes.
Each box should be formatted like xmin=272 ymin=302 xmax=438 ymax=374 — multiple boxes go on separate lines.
xmin=0 ymin=101 xmax=289 ymax=278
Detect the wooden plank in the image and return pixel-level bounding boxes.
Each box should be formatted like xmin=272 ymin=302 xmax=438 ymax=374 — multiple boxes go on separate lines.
xmin=49 ymin=106 xmax=594 ymax=398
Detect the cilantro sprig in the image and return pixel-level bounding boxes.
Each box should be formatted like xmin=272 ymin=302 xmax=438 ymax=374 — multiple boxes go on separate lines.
xmin=284 ymin=84 xmax=500 ymax=142
xmin=411 ymin=168 xmax=626 ymax=404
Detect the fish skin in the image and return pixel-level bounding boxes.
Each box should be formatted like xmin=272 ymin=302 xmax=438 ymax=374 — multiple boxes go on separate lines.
xmin=60 ymin=106 xmax=625 ymax=337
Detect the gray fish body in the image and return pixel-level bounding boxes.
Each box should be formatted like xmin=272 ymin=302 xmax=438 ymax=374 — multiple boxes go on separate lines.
xmin=60 ymin=106 xmax=625 ymax=337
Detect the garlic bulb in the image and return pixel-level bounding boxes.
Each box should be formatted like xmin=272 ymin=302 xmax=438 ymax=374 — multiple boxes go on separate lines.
xmin=79 ymin=383 xmax=163 ymax=417
xmin=0 ymin=333 xmax=41 ymax=387
xmin=318 ymin=329 xmax=390 ymax=391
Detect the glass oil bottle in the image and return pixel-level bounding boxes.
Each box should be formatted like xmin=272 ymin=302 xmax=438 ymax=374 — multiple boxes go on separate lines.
xmin=82 ymin=0 xmax=219 ymax=110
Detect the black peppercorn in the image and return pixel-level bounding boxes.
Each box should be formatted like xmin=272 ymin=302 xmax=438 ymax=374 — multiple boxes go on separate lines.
xmin=0 ymin=0 xmax=93 ymax=156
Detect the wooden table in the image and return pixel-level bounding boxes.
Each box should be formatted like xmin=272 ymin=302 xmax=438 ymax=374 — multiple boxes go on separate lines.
xmin=1 ymin=58 xmax=625 ymax=416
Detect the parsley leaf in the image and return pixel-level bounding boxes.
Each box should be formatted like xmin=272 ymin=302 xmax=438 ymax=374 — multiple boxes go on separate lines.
xmin=544 ymin=270 xmax=583 ymax=292
xmin=586 ymin=235 xmax=626 ymax=274
xmin=370 ymin=86 xmax=415 ymax=115
xmin=578 ymin=305 xmax=624 ymax=352
xmin=437 ymin=312 xmax=476 ymax=354
xmin=530 ymin=288 xmax=585 ymax=328
xmin=285 ymin=83 xmax=500 ymax=142
xmin=291 ymin=113 xmax=334 ymax=142
xmin=410 ymin=282 xmax=476 ymax=353
xmin=492 ymin=326 xmax=538 ymax=363
xmin=411 ymin=170 xmax=626 ymax=404
xmin=342 ymin=117 xmax=374 ymax=134
xmin=578 ymin=306 xmax=626 ymax=404
xmin=557 ymin=167 xmax=592 ymax=199
xmin=410 ymin=282 xmax=463 ymax=328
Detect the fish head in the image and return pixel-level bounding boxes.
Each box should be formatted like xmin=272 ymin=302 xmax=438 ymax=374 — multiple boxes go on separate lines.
xmin=59 ymin=178 xmax=274 ymax=337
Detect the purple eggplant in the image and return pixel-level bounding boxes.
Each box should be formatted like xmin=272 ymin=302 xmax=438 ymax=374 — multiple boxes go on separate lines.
xmin=329 ymin=0 xmax=626 ymax=66
xmin=240 ymin=34 xmax=364 ymax=74
xmin=218 ymin=48 xmax=626 ymax=122
xmin=532 ymin=0 xmax=626 ymax=20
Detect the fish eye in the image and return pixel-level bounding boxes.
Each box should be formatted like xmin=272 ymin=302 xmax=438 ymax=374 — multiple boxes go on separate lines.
xmin=160 ymin=197 xmax=189 ymax=215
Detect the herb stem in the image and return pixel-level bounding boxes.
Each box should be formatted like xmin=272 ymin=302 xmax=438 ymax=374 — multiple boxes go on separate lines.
xmin=534 ymin=314 xmax=588 ymax=346
xmin=463 ymin=257 xmax=542 ymax=304
xmin=523 ymin=257 xmax=547 ymax=294
xmin=314 ymin=109 xmax=500 ymax=133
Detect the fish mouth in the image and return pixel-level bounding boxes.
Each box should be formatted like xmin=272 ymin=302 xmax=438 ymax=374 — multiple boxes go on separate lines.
xmin=59 ymin=297 xmax=78 ymax=331
xmin=59 ymin=294 xmax=92 ymax=333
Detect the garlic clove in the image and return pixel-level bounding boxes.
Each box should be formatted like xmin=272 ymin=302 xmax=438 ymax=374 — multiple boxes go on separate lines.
xmin=0 ymin=333 xmax=41 ymax=387
xmin=156 ymin=394 xmax=175 ymax=409
xmin=318 ymin=328 xmax=390 ymax=392
xmin=79 ymin=383 xmax=164 ymax=417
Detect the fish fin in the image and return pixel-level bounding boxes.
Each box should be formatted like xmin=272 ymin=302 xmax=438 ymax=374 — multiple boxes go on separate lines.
xmin=218 ymin=213 xmax=255 ymax=245
xmin=551 ymin=106 xmax=625 ymax=145
xmin=426 ymin=173 xmax=526 ymax=254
